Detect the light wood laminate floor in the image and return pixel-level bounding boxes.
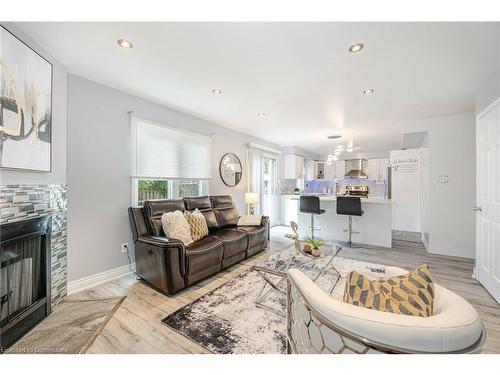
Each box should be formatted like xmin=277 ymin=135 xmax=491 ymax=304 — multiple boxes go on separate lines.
xmin=69 ymin=229 xmax=499 ymax=354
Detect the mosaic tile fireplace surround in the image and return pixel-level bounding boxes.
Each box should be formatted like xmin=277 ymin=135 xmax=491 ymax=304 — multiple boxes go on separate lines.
xmin=0 ymin=185 xmax=68 ymax=307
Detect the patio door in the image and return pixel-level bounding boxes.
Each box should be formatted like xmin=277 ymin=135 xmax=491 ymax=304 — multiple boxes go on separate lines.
xmin=262 ymin=155 xmax=278 ymax=226
xmin=476 ymin=99 xmax=500 ymax=303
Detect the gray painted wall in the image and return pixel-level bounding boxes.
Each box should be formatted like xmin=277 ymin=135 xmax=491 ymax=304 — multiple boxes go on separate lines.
xmin=404 ymin=112 xmax=476 ymax=258
xmin=67 ymin=75 xmax=280 ymax=282
xmin=476 ymin=67 xmax=500 ymax=115
xmin=0 ymin=23 xmax=67 ymax=185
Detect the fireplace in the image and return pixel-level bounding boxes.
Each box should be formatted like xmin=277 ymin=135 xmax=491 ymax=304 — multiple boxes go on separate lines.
xmin=0 ymin=215 xmax=52 ymax=351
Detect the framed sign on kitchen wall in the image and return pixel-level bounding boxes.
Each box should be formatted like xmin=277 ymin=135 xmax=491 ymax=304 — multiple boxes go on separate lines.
xmin=0 ymin=26 xmax=53 ymax=172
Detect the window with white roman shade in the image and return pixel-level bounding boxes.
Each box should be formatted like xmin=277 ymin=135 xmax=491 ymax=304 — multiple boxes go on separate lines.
xmin=131 ymin=117 xmax=212 ymax=179
xmin=130 ymin=117 xmax=212 ymax=205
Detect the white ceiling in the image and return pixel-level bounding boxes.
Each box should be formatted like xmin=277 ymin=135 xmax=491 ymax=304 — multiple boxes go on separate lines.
xmin=16 ymin=22 xmax=500 ymax=158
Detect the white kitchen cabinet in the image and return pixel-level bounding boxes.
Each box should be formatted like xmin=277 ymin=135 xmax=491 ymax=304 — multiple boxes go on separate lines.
xmin=324 ymin=162 xmax=336 ymax=180
xmin=367 ymin=159 xmax=379 ymax=179
xmin=367 ymin=158 xmax=390 ymax=180
xmin=305 ymin=159 xmax=316 ymax=180
xmin=280 ymin=196 xmax=299 ymax=226
xmin=284 ymin=154 xmax=304 ymax=179
xmin=335 ymin=161 xmax=345 ymax=180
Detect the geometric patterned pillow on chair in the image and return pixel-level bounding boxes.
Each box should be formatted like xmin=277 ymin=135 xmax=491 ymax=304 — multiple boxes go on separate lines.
xmin=343 ymin=264 xmax=434 ymax=317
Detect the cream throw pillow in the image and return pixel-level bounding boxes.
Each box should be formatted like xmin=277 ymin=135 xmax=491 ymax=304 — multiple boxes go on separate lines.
xmin=161 ymin=210 xmax=193 ymax=246
xmin=237 ymin=215 xmax=263 ymax=226
xmin=184 ymin=208 xmax=209 ymax=242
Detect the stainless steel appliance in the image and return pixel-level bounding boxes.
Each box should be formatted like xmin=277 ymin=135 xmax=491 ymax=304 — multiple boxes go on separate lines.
xmin=344 ymin=159 xmax=368 ymax=179
xmin=345 ymin=185 xmax=369 ymax=198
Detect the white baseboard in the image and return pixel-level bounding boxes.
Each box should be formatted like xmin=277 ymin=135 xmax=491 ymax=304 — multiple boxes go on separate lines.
xmin=427 ymin=243 xmax=474 ymax=259
xmin=67 ymin=263 xmax=135 ymax=295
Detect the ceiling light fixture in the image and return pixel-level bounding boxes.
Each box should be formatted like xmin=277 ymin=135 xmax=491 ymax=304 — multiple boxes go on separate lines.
xmin=258 ymin=112 xmax=266 ymax=117
xmin=117 ymin=39 xmax=133 ymax=49
xmin=349 ymin=43 xmax=364 ymax=53
xmin=346 ymin=147 xmax=354 ymax=152
xmin=363 ymin=88 xmax=374 ymax=95
xmin=212 ymin=88 xmax=223 ymax=95
xmin=333 ymin=155 xmax=339 ymax=161
xmin=334 ymin=150 xmax=341 ymax=156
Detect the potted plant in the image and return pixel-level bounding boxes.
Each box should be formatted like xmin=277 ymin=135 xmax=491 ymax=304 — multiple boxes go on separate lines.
xmin=302 ymin=236 xmax=326 ymax=257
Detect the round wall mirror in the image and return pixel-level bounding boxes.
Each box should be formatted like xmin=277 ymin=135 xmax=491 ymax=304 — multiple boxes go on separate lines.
xmin=219 ymin=153 xmax=242 ymax=187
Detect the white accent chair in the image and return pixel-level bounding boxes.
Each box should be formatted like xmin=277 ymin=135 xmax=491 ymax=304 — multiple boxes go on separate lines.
xmin=287 ymin=267 xmax=486 ymax=354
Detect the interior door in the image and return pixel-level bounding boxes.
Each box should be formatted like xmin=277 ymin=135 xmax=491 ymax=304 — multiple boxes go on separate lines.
xmin=476 ymin=100 xmax=500 ymax=303
xmin=262 ymin=155 xmax=278 ymax=225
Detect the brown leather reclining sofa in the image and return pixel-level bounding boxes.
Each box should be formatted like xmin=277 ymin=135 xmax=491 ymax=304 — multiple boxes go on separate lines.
xmin=128 ymin=195 xmax=269 ymax=294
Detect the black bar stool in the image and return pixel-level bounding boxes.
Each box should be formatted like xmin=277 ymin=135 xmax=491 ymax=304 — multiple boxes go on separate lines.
xmin=299 ymin=196 xmax=325 ymax=240
xmin=336 ymin=196 xmax=364 ymax=248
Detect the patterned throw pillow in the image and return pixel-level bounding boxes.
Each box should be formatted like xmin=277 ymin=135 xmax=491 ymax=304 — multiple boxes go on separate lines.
xmin=343 ymin=265 xmax=434 ymax=317
xmin=161 ymin=210 xmax=193 ymax=246
xmin=184 ymin=209 xmax=209 ymax=242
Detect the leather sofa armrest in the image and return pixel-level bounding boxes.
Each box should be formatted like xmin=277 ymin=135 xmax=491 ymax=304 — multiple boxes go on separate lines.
xmin=137 ymin=235 xmax=186 ymax=275
xmin=138 ymin=235 xmax=185 ymax=249
xmin=261 ymin=215 xmax=270 ymax=240
xmin=135 ymin=235 xmax=187 ymax=294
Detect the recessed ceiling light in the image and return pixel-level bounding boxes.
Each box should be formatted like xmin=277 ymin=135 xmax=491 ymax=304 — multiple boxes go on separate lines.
xmin=349 ymin=43 xmax=364 ymax=53
xmin=258 ymin=112 xmax=266 ymax=117
xmin=334 ymin=150 xmax=341 ymax=156
xmin=336 ymin=145 xmax=344 ymax=150
xmin=327 ymin=135 xmax=342 ymax=140
xmin=333 ymin=155 xmax=339 ymax=161
xmin=363 ymin=88 xmax=374 ymax=95
xmin=117 ymin=39 xmax=133 ymax=49
xmin=212 ymin=88 xmax=223 ymax=95
xmin=346 ymin=147 xmax=354 ymax=152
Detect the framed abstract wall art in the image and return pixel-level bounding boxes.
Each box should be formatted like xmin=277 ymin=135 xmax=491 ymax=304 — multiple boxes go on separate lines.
xmin=0 ymin=26 xmax=53 ymax=172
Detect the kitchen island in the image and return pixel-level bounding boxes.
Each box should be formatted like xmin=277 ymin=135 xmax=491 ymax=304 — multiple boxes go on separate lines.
xmin=294 ymin=196 xmax=392 ymax=248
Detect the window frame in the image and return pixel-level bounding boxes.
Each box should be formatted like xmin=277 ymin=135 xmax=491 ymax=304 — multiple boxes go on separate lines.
xmin=131 ymin=178 xmax=210 ymax=206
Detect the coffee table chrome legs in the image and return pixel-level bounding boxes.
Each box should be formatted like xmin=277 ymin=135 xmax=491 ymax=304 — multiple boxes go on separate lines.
xmin=254 ymin=270 xmax=288 ymax=316
xmin=254 ymin=245 xmax=343 ymax=316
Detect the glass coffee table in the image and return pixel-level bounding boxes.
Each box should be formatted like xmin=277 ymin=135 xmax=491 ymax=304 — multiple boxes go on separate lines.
xmin=253 ymin=244 xmax=342 ymax=315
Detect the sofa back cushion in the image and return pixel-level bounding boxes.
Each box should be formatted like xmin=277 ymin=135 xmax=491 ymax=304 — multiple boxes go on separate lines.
xmin=183 ymin=195 xmax=219 ymax=232
xmin=184 ymin=196 xmax=211 ymax=210
xmin=211 ymin=195 xmax=239 ymax=228
xmin=143 ymin=199 xmax=185 ymax=236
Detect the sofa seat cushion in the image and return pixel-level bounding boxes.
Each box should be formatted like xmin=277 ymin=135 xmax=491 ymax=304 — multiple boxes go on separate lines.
xmin=185 ymin=236 xmax=223 ymax=285
xmin=212 ymin=228 xmax=248 ymax=259
xmin=238 ymin=225 xmax=266 ymax=248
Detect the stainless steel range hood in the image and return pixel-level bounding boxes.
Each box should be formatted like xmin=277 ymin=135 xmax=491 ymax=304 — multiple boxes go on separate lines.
xmin=344 ymin=159 xmax=368 ymax=179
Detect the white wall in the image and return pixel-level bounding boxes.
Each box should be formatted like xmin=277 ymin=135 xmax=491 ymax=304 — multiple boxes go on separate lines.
xmin=390 ymin=149 xmax=421 ymax=232
xmin=67 ymin=75 xmax=280 ymax=282
xmin=419 ymin=134 xmax=430 ymax=248
xmin=404 ymin=112 xmax=476 ymax=258
xmin=0 ymin=23 xmax=67 ymax=185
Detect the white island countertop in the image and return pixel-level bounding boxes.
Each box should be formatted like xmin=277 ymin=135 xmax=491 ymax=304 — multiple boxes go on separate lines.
xmin=295 ymin=195 xmax=393 ymax=247
xmin=284 ymin=195 xmax=392 ymax=205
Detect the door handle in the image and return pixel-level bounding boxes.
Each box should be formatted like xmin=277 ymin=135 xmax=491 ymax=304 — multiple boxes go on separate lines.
xmin=473 ymin=206 xmax=482 ymax=212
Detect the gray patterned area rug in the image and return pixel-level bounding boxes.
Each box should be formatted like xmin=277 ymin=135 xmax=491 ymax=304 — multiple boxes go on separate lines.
xmin=162 ymin=257 xmax=388 ymax=354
